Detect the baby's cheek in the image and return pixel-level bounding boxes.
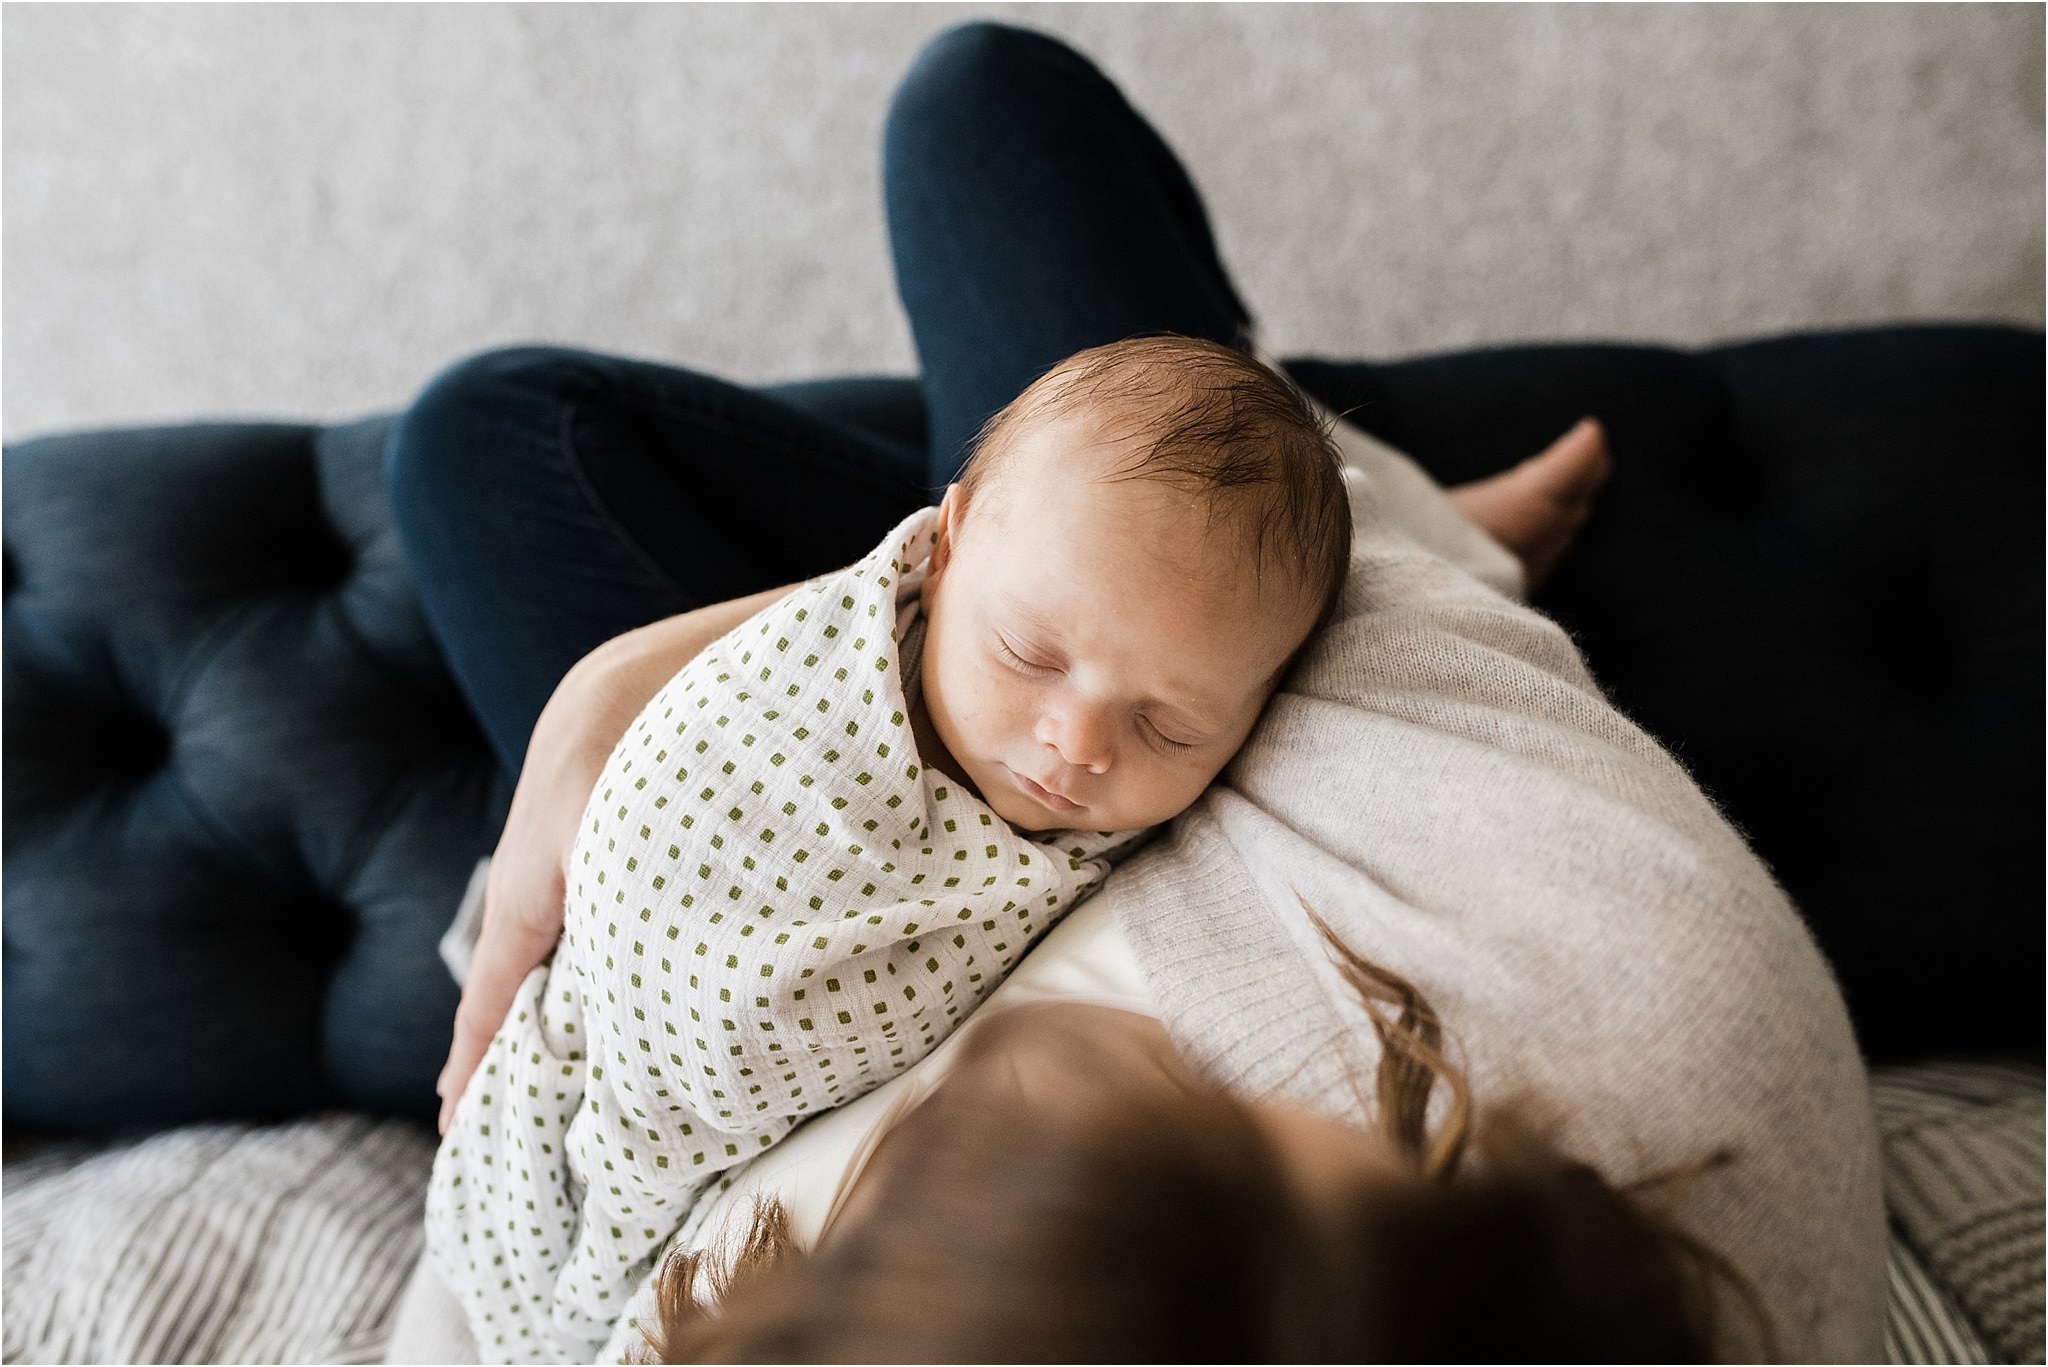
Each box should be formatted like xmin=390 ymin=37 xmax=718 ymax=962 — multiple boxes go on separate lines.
xmin=1147 ymin=756 xmax=1235 ymax=825
xmin=955 ymin=656 xmax=1019 ymax=742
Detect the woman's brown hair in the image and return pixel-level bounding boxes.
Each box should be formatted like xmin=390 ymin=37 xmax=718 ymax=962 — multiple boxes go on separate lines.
xmin=638 ymin=913 xmax=1769 ymax=1363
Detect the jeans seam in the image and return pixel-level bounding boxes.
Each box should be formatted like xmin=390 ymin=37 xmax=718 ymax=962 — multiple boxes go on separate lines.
xmin=555 ymin=398 xmax=694 ymax=600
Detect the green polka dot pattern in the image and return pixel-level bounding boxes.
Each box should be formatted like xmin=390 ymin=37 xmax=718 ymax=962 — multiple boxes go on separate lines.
xmin=425 ymin=508 xmax=1144 ymax=1361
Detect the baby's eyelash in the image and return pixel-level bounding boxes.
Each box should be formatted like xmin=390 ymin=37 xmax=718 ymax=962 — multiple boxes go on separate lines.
xmin=994 ymin=636 xmax=1052 ymax=674
xmin=1142 ymin=716 xmax=1197 ymax=752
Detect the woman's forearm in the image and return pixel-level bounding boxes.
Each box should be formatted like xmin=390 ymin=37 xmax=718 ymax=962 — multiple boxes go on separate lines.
xmin=564 ymin=581 xmax=801 ymax=735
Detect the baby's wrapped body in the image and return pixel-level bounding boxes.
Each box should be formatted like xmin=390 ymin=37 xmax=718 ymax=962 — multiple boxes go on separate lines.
xmin=426 ymin=508 xmax=1141 ymax=1362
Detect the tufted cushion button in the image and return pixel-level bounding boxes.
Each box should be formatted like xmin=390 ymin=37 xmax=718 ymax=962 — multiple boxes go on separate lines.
xmin=300 ymin=525 xmax=357 ymax=597
xmin=104 ymin=708 xmax=174 ymax=779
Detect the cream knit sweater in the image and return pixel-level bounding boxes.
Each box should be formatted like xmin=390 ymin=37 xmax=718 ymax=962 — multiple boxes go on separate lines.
xmin=1102 ymin=512 xmax=1887 ymax=1361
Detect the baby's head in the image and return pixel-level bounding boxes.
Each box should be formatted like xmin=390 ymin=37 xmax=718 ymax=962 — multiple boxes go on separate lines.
xmin=918 ymin=336 xmax=1351 ymax=833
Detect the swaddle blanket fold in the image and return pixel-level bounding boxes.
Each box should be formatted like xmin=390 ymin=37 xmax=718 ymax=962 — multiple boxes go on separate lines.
xmin=426 ymin=507 xmax=1141 ymax=1362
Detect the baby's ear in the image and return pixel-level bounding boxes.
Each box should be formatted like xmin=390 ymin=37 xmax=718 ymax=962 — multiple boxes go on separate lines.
xmin=929 ymin=484 xmax=962 ymax=579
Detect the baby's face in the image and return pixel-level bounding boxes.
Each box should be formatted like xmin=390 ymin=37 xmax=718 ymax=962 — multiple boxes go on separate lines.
xmin=916 ymin=413 xmax=1324 ymax=834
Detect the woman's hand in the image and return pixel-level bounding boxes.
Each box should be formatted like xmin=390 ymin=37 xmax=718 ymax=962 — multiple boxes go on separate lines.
xmin=434 ymin=664 xmax=613 ymax=1133
xmin=434 ymin=580 xmax=807 ymax=1134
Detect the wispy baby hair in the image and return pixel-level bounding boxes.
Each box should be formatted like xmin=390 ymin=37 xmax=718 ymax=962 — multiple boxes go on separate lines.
xmin=957 ymin=335 xmax=1353 ymax=628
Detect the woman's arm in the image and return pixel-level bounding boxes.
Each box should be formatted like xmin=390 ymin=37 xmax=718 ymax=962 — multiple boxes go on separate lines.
xmin=435 ymin=580 xmax=801 ymax=1133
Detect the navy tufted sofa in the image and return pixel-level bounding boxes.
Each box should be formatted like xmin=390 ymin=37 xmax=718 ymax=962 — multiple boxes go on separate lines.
xmin=3 ymin=418 xmax=510 ymax=1128
xmin=4 ymin=324 xmax=2042 ymax=1136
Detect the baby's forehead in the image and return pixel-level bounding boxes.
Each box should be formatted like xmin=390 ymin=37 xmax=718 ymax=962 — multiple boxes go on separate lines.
xmin=970 ymin=459 xmax=1313 ymax=602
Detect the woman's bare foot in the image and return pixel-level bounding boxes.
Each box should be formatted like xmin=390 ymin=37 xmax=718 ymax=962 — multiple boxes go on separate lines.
xmin=1447 ymin=418 xmax=1613 ymax=591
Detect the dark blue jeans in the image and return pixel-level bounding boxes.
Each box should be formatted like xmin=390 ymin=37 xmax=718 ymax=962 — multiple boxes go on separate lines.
xmin=389 ymin=21 xmax=1287 ymax=775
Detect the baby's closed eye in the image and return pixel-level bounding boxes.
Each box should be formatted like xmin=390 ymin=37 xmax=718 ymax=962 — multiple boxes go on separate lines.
xmin=1140 ymin=715 xmax=1199 ymax=752
xmin=993 ymin=633 xmax=1054 ymax=675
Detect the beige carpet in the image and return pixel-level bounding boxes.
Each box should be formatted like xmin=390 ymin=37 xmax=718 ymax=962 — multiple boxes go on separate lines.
xmin=4 ymin=2 xmax=2041 ymax=441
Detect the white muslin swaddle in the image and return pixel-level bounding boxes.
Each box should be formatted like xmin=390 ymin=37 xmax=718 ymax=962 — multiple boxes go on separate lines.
xmin=425 ymin=507 xmax=1144 ymax=1362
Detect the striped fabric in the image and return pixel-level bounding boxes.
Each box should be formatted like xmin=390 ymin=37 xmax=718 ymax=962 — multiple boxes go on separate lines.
xmin=1872 ymin=1060 xmax=2045 ymax=1365
xmin=1888 ymin=1223 xmax=1997 ymax=1363
xmin=2 ymin=1065 xmax=2037 ymax=1363
xmin=2 ymin=1115 xmax=433 ymax=1364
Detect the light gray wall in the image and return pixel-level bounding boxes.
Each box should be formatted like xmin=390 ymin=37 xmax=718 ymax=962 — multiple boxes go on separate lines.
xmin=5 ymin=2 xmax=2041 ymax=441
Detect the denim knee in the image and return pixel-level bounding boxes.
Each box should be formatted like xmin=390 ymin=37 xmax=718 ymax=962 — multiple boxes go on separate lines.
xmin=385 ymin=345 xmax=594 ymax=540
xmin=910 ymin=18 xmax=1080 ymax=75
xmin=885 ymin=21 xmax=1109 ymax=163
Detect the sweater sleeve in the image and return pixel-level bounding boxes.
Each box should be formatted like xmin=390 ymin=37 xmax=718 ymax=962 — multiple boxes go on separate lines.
xmin=1109 ymin=526 xmax=1887 ymax=1362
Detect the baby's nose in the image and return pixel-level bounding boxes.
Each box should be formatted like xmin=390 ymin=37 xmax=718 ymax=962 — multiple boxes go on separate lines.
xmin=1037 ymin=706 xmax=1112 ymax=774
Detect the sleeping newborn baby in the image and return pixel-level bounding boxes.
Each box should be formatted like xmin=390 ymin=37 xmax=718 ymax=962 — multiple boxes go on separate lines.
xmin=426 ymin=335 xmax=1352 ymax=1362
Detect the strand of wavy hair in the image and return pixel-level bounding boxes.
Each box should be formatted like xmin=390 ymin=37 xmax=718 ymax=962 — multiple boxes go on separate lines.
xmin=1301 ymin=900 xmax=1472 ymax=1182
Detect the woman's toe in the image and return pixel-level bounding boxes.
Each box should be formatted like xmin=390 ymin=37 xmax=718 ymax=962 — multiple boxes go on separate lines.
xmin=1526 ymin=418 xmax=1613 ymax=506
